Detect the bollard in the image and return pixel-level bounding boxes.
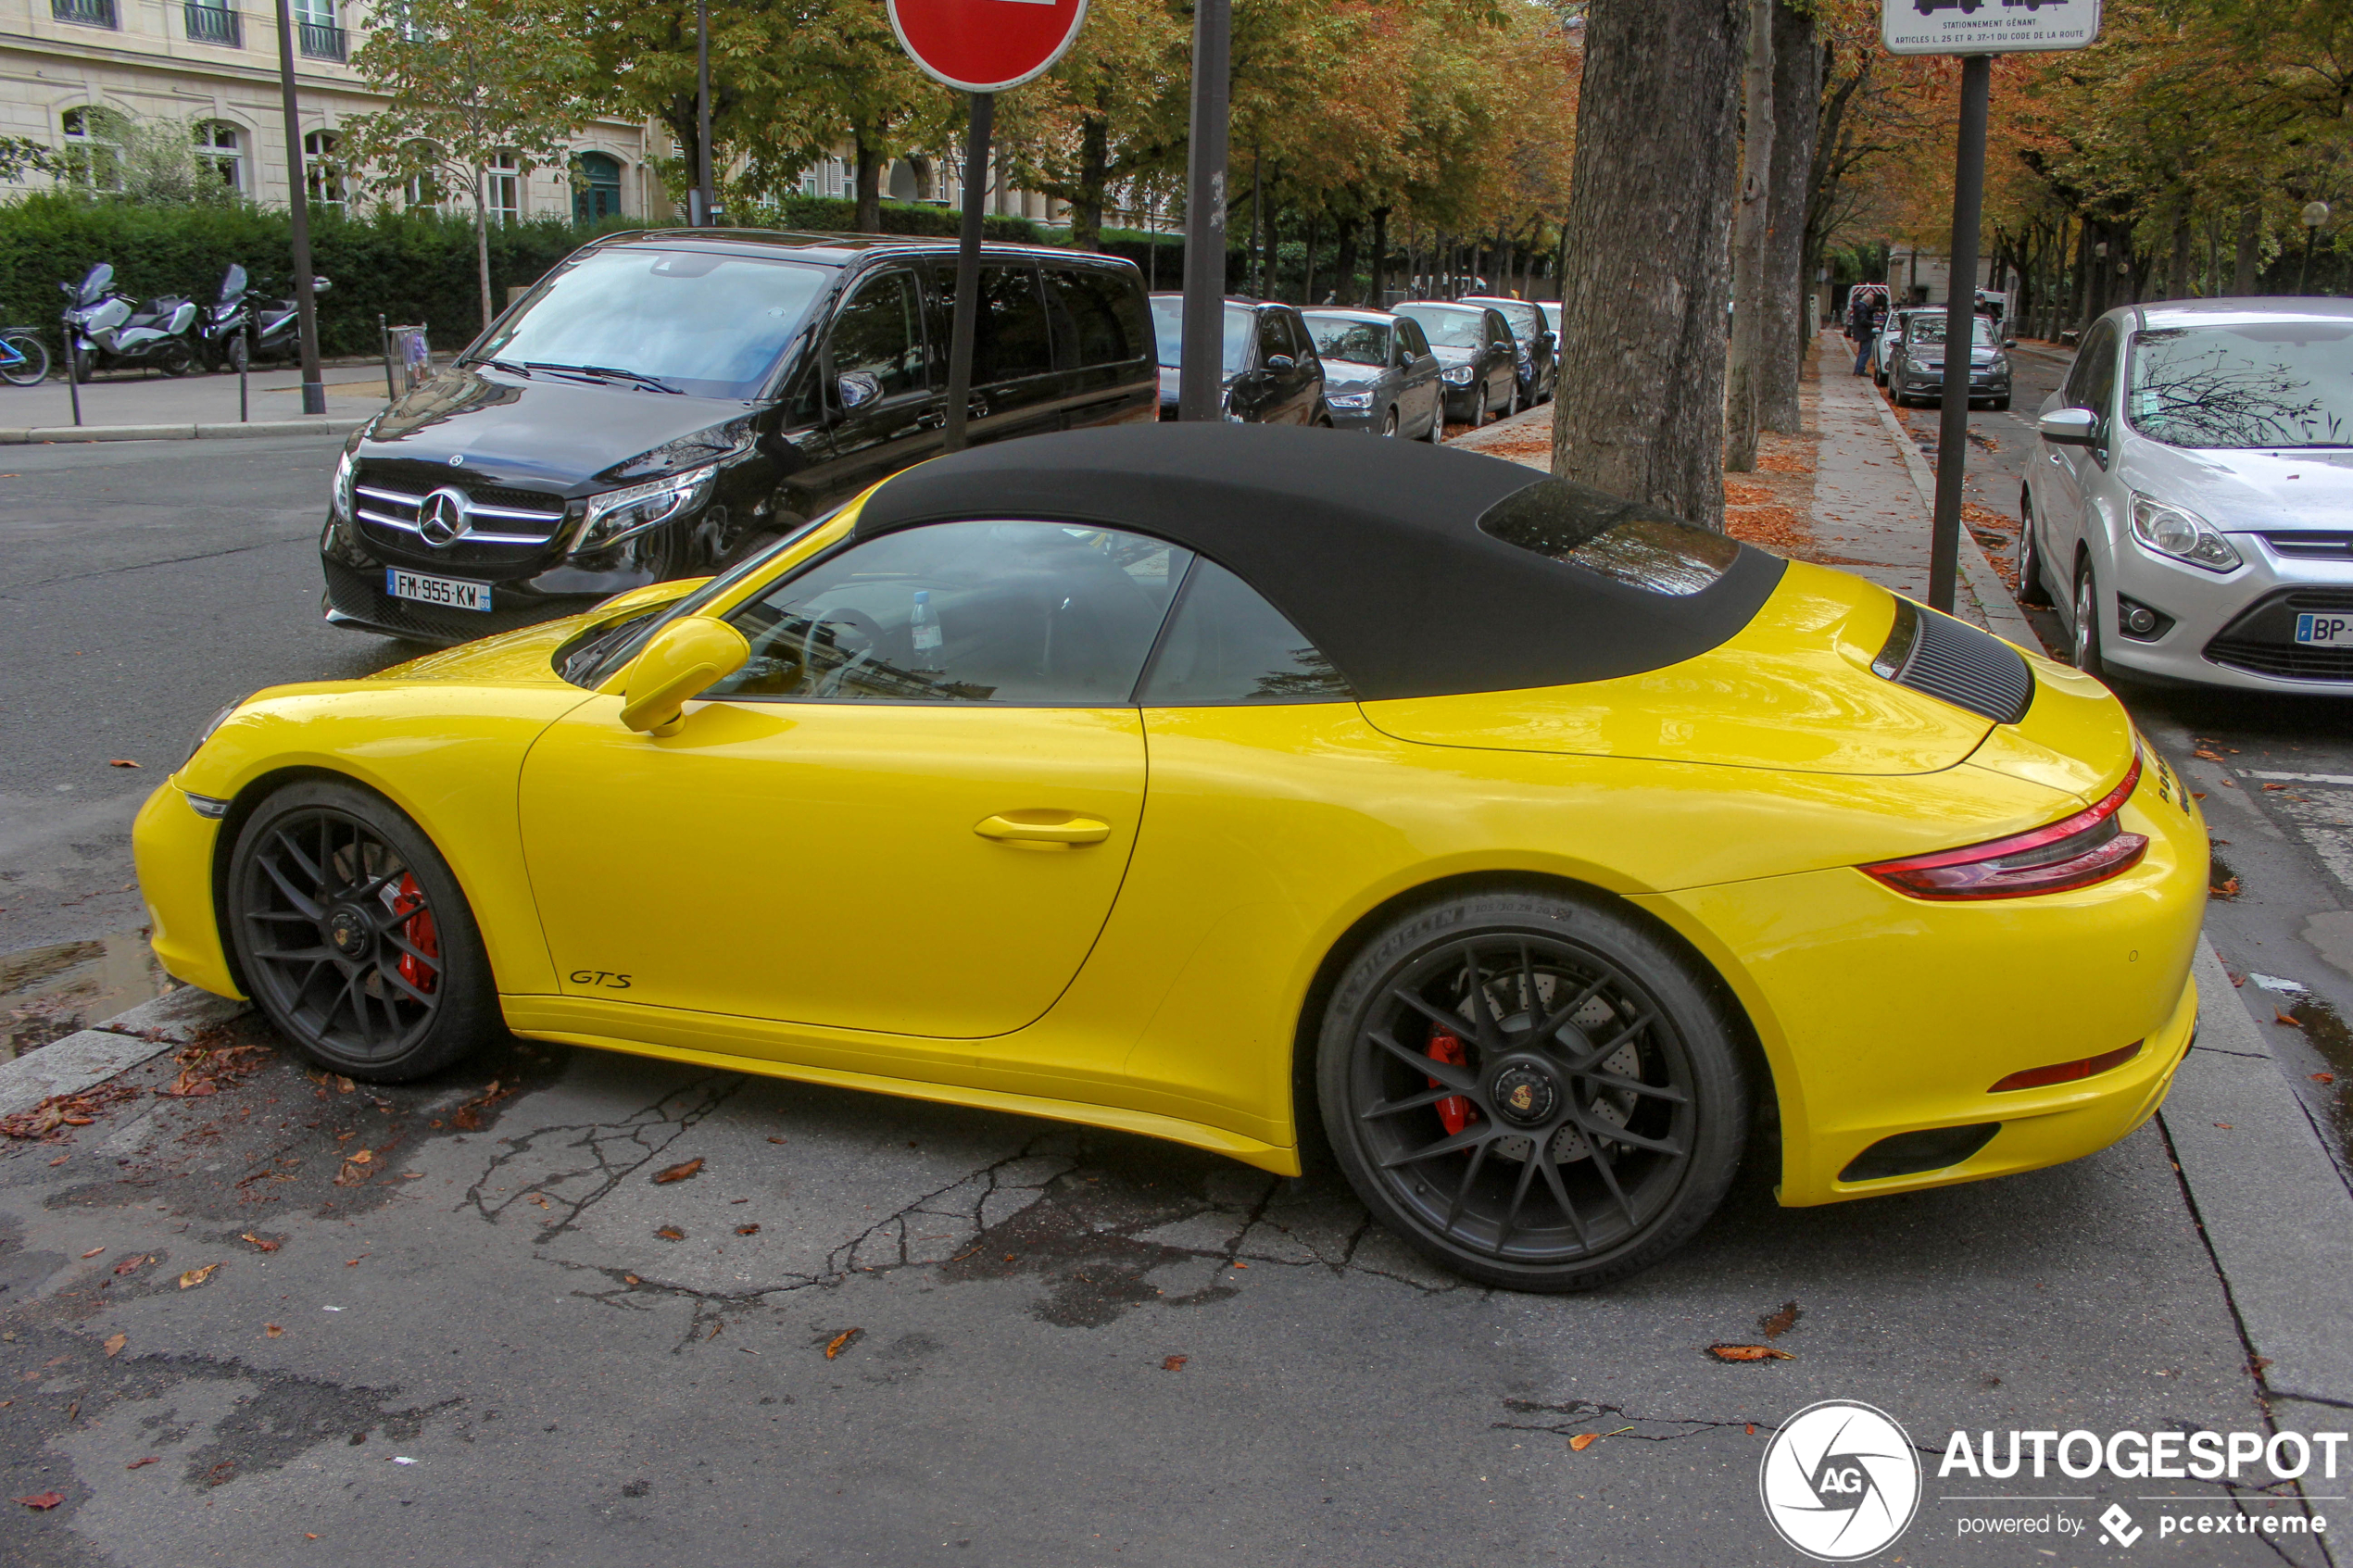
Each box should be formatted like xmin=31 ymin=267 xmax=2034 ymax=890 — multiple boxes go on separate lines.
xmin=65 ymin=327 xmax=81 ymax=427
xmin=380 ymin=314 xmax=396 ymax=402
xmin=238 ymin=323 xmax=249 ymax=423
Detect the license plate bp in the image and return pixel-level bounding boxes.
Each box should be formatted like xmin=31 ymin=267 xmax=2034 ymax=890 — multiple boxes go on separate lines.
xmin=385 ymin=567 xmax=490 ymax=611
xmin=2295 ymin=612 xmax=2352 ymax=646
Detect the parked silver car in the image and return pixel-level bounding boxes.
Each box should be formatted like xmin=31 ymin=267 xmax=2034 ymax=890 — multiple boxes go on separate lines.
xmin=2023 ymin=298 xmax=2353 ymax=690
xmin=1298 ymin=308 xmax=1443 ymax=439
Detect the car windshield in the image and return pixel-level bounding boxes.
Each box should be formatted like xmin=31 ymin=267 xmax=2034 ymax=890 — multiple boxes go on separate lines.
xmin=1302 ymin=315 xmax=1389 ymax=367
xmin=2126 ymin=322 xmax=2353 ymax=449
xmin=472 ymin=247 xmax=830 ymax=399
xmin=1398 ymin=306 xmax=1485 ymax=349
xmin=1149 ymin=297 xmax=1252 ymax=375
xmin=1478 ymin=301 xmax=1540 ymax=338
xmin=1906 ymin=316 xmax=1997 ymax=346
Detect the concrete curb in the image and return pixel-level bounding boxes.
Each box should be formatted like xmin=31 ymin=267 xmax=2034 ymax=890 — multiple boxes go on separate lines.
xmin=2166 ymin=943 xmax=2353 ymax=1408
xmin=0 ymin=985 xmax=249 ymax=1119
xmin=1861 ymin=389 xmax=2043 ymax=647
xmin=0 ymin=420 xmax=359 ymax=445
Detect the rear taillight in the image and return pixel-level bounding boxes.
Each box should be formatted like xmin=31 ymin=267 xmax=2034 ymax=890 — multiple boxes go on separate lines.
xmin=1990 ymin=1040 xmax=2143 ymax=1094
xmin=1863 ymin=756 xmax=2147 ymax=900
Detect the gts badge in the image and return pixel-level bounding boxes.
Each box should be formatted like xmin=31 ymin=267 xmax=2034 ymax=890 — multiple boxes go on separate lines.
xmin=569 ymin=970 xmax=633 ymax=990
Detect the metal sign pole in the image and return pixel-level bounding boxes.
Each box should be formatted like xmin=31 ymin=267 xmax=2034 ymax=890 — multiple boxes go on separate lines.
xmin=65 ymin=315 xmax=81 ymax=427
xmin=239 ymin=320 xmax=250 ymax=422
xmin=695 ymin=0 xmax=714 ymax=226
xmin=1177 ymin=0 xmax=1230 ymax=422
xmin=1928 ymin=54 xmax=1991 ymax=616
xmin=943 ymin=93 xmax=993 ymax=455
xmin=273 ymin=0 xmax=325 ymax=416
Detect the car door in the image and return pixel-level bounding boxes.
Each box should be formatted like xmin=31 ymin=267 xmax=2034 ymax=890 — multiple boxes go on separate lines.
xmin=1225 ymin=312 xmax=1276 ymax=422
xmin=931 ymin=260 xmax=1063 ymax=446
xmin=2043 ymin=319 xmax=2120 ymax=583
xmin=1394 ymin=316 xmax=1441 ymax=434
xmin=1042 ymin=262 xmax=1155 ymax=430
xmin=1279 ymin=311 xmax=1325 ymax=421
xmin=517 ymin=520 xmax=1189 ymax=1047
xmin=1483 ymin=310 xmax=1516 ymax=408
xmin=812 ymin=268 xmax=943 ymax=497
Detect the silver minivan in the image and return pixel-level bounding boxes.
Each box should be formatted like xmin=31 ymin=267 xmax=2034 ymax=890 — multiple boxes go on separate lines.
xmin=2022 ymin=298 xmax=2353 ymax=689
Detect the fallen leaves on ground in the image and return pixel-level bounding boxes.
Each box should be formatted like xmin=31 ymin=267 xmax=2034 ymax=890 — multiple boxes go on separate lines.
xmin=1162 ymin=1355 xmax=1188 ymax=1372
xmin=177 ymin=1263 xmax=220 ymax=1290
xmin=264 ymin=1324 xmax=283 ymax=1338
xmin=652 ymin=1158 xmax=704 ymax=1185
xmin=448 ymin=1079 xmax=513 ymax=1132
xmin=654 ymin=1226 xmax=684 ymax=1241
xmin=2194 ymin=747 xmax=2225 ymax=761
xmin=333 ymin=1148 xmax=376 ymax=1187
xmin=2276 ymin=1010 xmax=2304 ymax=1028
xmin=1706 ymin=1343 xmax=1794 ymax=1363
xmin=1568 ymin=1433 xmax=1599 ymax=1451
xmin=734 ymin=1223 xmax=759 ymax=1236
xmin=103 ymin=1333 xmax=125 ymax=1358
xmin=0 ymin=1080 xmax=142 ymax=1141
xmin=111 ymin=1254 xmax=150 ymax=1277
xmin=107 ymin=759 xmax=141 ymax=769
xmin=79 ymin=1247 xmax=104 ymax=1259
xmin=2210 ymin=877 xmax=2241 ymax=898
xmin=159 ymin=1035 xmax=272 ymax=1099
xmin=124 ymin=1458 xmax=157 ymax=1470
xmin=2316 ymin=1073 xmax=2337 ymax=1085
xmin=1758 ymin=1300 xmax=1802 ymax=1338
xmin=240 ymin=1233 xmax=280 ymax=1252
xmin=14 ymin=1492 xmax=63 ymax=1510
xmin=824 ymin=1328 xmax=862 ymax=1360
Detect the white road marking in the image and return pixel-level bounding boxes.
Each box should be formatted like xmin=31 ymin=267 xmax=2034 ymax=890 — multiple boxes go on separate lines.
xmin=2243 ymin=769 xmax=2353 ymax=787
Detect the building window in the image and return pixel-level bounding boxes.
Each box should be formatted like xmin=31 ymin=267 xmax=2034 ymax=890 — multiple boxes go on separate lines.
xmin=402 ymin=142 xmax=442 ymax=210
xmin=59 ymin=107 xmax=120 ymax=191
xmin=303 ymin=129 xmax=343 ymax=211
xmin=487 ymin=151 xmax=520 ymax=224
xmin=52 ymin=0 xmax=119 ymax=27
xmin=183 ymin=1 xmax=239 ymax=45
xmin=295 ymin=0 xmax=345 ymax=59
xmin=573 ymin=151 xmax=622 ymax=222
xmin=193 ymin=121 xmax=242 ymax=194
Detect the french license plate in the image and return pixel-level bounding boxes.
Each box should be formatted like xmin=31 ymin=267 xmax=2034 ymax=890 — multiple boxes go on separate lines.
xmin=385 ymin=568 xmax=490 ymax=612
xmin=2295 ymin=612 xmax=2353 ymax=646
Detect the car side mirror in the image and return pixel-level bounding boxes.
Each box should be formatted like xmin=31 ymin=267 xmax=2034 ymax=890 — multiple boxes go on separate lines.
xmin=619 ymin=617 xmax=749 ymax=736
xmin=1541 ymin=331 xmax=1556 ymax=349
xmin=1264 ymin=354 xmax=1295 ymax=373
xmin=2004 ymin=338 xmax=2018 ymax=348
xmin=836 ymin=371 xmax=882 ymax=410
xmin=2038 ymin=408 xmax=2099 ymax=447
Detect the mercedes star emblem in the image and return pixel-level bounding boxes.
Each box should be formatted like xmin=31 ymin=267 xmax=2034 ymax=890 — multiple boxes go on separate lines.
xmin=417 ymin=485 xmax=472 ymax=547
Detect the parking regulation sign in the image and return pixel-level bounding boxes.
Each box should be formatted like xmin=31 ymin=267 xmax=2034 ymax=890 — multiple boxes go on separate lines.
xmin=887 ymin=0 xmax=1090 ymax=94
xmin=1883 ymin=0 xmax=2101 ymax=56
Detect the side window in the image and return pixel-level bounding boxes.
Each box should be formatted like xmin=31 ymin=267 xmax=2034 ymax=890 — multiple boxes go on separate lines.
xmin=826 ymin=272 xmax=925 ymax=401
xmin=708 ymin=521 xmax=1192 ymax=706
xmin=2082 ymin=327 xmax=2123 ymax=426
xmin=1489 ymin=311 xmax=1512 ymax=350
xmin=1256 ymin=311 xmax=1290 ymax=363
xmin=1045 ymin=268 xmax=1139 ymax=369
xmin=2065 ymin=321 xmax=2115 ymax=409
xmin=1283 ymin=313 xmax=1317 ymax=367
xmin=975 ymin=265 xmax=1054 ymax=383
xmin=1138 ymin=560 xmax=1353 ymax=705
xmin=1397 ymin=318 xmax=1431 ymax=358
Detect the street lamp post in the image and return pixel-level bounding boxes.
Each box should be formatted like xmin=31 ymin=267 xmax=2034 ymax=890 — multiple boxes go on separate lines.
xmin=2299 ymin=201 xmax=2331 ymax=296
xmin=271 ymin=0 xmax=325 ymax=416
xmin=1177 ymin=0 xmax=1230 ymax=422
xmin=693 ymin=0 xmax=715 ymax=226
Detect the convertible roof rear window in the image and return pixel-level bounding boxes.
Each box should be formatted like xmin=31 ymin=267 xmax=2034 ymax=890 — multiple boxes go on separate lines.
xmin=1476 ymin=479 xmax=1741 ymax=596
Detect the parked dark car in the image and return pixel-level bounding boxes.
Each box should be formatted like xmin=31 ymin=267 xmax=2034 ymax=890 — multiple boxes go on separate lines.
xmin=1457 ymin=295 xmax=1556 ymax=405
xmin=1394 ymin=301 xmax=1520 ymax=426
xmin=1297 ymin=308 xmax=1442 ymax=439
xmin=1149 ymin=294 xmax=1331 ymax=426
xmin=1885 ymin=310 xmax=2014 ymax=410
xmin=320 ymin=231 xmax=1158 ymax=645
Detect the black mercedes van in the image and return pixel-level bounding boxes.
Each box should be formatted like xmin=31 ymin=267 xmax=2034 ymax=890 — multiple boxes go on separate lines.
xmin=320 ymin=230 xmax=1158 ymax=644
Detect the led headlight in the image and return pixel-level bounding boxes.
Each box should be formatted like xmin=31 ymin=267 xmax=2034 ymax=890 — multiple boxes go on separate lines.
xmin=1441 ymin=365 xmax=1474 ymax=385
xmin=570 ymin=464 xmax=719 ymax=555
xmin=2130 ymin=494 xmax=2242 ymax=573
xmin=1327 ymin=391 xmax=1373 ymax=410
xmin=331 ymin=445 xmax=357 ymax=523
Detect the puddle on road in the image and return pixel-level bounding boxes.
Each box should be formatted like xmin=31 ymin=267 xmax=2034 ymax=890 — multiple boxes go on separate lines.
xmin=2283 ymin=994 xmax=2353 ymax=1170
xmin=1 ymin=930 xmax=170 ymax=1059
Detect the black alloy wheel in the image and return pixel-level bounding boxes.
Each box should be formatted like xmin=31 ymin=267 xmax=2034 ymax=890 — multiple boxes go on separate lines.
xmin=227 ymin=780 xmax=499 ymax=1081
xmin=2017 ymin=492 xmax=2053 ymax=608
xmin=1319 ymin=889 xmax=1752 ymax=1291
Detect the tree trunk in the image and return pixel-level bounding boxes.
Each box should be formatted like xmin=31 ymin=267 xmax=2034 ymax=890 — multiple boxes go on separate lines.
xmin=1334 ymin=218 xmax=1360 ymax=305
xmin=1725 ymin=0 xmax=1776 ymax=471
xmin=1302 ymin=211 xmax=1319 ymax=303
xmin=2165 ymin=203 xmax=2192 ymax=301
xmin=472 ymin=166 xmax=493 ymax=332
xmin=2233 ymin=206 xmax=2261 ymax=295
xmin=1071 ymin=116 xmax=1109 ymax=251
xmin=1761 ymin=0 xmax=1816 ymax=433
xmin=853 ymin=134 xmax=884 ymax=233
xmin=1370 ymin=207 xmax=1390 ymax=306
xmin=1553 ymin=0 xmax=1744 ymax=528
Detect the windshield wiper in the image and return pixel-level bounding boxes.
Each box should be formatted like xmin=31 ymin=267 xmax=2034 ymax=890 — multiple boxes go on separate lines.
xmin=471 ymin=357 xmax=533 ymax=378
xmin=524 ymin=361 xmax=684 ymax=395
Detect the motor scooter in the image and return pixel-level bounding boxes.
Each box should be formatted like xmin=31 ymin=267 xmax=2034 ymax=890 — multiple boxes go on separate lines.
xmin=199 ymin=263 xmax=250 ymax=372
xmin=58 ymin=263 xmax=197 ymax=380
xmin=215 ymin=272 xmax=332 ymax=370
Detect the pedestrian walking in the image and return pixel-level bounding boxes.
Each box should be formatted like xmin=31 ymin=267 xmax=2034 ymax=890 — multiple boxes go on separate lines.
xmin=1851 ymin=290 xmax=1887 ymax=377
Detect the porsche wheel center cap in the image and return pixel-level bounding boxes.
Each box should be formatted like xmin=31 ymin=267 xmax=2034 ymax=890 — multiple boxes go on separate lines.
xmin=326 ymin=908 xmax=372 ymax=960
xmin=1490 ymin=1065 xmax=1558 ymax=1126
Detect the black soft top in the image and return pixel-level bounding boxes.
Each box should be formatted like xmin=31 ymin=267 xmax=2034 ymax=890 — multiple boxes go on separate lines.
xmin=853 ymin=425 xmax=1785 ymax=701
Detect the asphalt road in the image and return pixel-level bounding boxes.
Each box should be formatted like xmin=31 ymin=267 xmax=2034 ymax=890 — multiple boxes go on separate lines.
xmin=0 ymin=432 xmax=2332 ymax=1567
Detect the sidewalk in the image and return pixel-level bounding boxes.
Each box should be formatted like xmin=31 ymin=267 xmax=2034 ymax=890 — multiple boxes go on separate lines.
xmin=0 ymin=363 xmax=384 ymax=443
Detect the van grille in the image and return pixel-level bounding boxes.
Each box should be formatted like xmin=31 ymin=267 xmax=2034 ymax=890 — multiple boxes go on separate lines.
xmin=1870 ymin=598 xmax=2033 ymax=725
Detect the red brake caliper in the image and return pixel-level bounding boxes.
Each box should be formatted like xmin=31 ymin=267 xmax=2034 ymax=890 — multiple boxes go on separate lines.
xmin=1427 ymin=1027 xmax=1476 ymax=1135
xmin=391 ymin=873 xmax=439 ymax=995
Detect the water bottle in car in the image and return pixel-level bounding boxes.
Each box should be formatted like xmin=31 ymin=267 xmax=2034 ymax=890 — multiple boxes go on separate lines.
xmin=911 ymin=589 xmax=942 ymax=653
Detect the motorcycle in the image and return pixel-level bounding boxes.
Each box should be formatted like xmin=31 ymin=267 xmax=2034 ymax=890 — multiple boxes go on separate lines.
xmin=204 ymin=267 xmax=331 ymax=371
xmin=58 ymin=263 xmax=197 ymax=380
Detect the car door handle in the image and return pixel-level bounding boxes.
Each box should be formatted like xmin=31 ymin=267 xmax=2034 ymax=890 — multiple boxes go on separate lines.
xmin=975 ymin=811 xmax=1112 ymax=848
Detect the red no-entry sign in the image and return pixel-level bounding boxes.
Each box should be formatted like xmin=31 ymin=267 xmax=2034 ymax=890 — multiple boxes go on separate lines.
xmin=887 ymin=0 xmax=1090 ymax=94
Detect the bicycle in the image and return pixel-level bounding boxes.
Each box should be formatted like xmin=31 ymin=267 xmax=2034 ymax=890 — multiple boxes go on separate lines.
xmin=0 ymin=327 xmax=51 ymax=387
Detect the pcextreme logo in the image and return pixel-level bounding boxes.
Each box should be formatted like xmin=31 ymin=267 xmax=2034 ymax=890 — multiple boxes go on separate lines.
xmin=1759 ymin=1399 xmax=1924 ymax=1561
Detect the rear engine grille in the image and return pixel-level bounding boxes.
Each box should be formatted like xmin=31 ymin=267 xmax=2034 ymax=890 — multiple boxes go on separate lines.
xmin=2206 ymin=587 xmax=2353 ymax=681
xmin=1870 ymin=598 xmax=2033 ymax=724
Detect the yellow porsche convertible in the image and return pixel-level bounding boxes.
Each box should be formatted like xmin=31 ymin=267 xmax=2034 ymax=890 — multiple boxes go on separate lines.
xmin=134 ymin=426 xmax=2205 ymax=1290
